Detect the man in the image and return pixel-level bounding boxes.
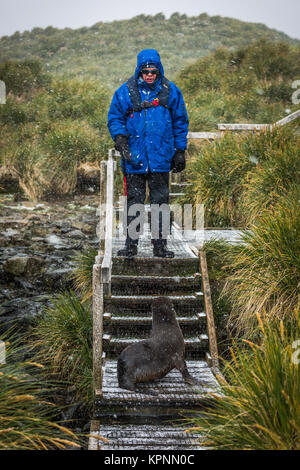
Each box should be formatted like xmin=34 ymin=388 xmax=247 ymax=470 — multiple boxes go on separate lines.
xmin=107 ymin=49 xmax=189 ymax=258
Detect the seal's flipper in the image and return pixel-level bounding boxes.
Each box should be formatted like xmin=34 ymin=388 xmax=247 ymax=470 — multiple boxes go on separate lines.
xmin=134 ymin=387 xmax=159 ymax=397
xmin=176 ymin=359 xmax=204 ymax=386
xmin=117 ymin=356 xmax=136 ymax=390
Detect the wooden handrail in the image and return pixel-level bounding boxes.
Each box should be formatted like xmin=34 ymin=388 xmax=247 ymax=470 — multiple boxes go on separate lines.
xmin=92 ymin=149 xmax=116 ymax=398
xmin=101 ymin=151 xmax=115 ymax=293
xmin=217 ymin=108 xmax=300 ymax=132
xmin=199 ymin=250 xmax=219 ymax=371
xmin=187 ymin=108 xmax=300 ymax=140
xmin=188 ymin=131 xmax=221 ymax=140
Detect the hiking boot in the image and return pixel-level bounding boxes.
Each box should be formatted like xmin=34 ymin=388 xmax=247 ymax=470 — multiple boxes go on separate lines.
xmin=117 ymin=241 xmax=138 ymax=259
xmin=153 ymin=240 xmax=174 ymax=258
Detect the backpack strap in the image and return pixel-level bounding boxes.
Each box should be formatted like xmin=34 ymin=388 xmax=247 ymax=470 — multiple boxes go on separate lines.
xmin=127 ymin=76 xmax=143 ymax=112
xmin=158 ymin=77 xmax=171 ymax=108
xmin=126 ymin=76 xmax=171 ymax=115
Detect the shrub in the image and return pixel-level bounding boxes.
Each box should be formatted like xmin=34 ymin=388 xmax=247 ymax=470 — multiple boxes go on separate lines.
xmin=184 ymin=134 xmax=253 ymax=227
xmin=0 ymin=334 xmax=81 ymax=450
xmin=241 ymin=133 xmax=300 ymax=222
xmin=223 ymin=187 xmax=300 ymax=335
xmin=32 ymin=291 xmax=93 ymax=405
xmin=185 ymin=309 xmax=300 ymax=450
xmin=69 ymin=245 xmax=98 ymax=301
xmin=0 ymin=59 xmax=50 ymax=95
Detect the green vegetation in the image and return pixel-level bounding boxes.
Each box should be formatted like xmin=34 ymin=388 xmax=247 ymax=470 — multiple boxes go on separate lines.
xmin=0 ymin=334 xmax=82 ymax=450
xmin=0 ymin=13 xmax=298 ymax=88
xmin=223 ymin=187 xmax=300 ymax=336
xmin=69 ymin=245 xmax=98 ymax=302
xmin=0 ymin=60 xmax=111 ymax=199
xmin=177 ymin=39 xmax=300 ymax=130
xmin=1 ymin=39 xmax=299 ymax=200
xmin=1 ymin=14 xmax=300 ymax=449
xmin=184 ymin=123 xmax=300 ymax=227
xmin=32 ymin=291 xmax=93 ymax=406
xmin=184 ymin=135 xmax=252 ymax=227
xmin=186 ymin=310 xmax=300 ymax=450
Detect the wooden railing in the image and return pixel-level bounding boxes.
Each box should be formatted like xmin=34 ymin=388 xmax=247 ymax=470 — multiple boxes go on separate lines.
xmin=92 ymin=150 xmax=116 ymax=398
xmin=187 ymin=108 xmax=300 ymax=140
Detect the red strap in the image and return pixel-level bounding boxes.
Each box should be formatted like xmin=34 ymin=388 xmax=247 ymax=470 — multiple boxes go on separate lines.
xmin=124 ymin=175 xmax=127 ymax=196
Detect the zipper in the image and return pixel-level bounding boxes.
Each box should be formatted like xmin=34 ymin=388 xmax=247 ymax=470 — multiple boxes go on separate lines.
xmin=144 ymin=108 xmax=150 ymax=172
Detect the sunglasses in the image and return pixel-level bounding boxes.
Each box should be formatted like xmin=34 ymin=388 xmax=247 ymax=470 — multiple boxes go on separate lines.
xmin=141 ymin=68 xmax=159 ymax=75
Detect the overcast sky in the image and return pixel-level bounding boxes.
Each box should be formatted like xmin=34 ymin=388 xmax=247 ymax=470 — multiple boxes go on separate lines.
xmin=0 ymin=0 xmax=299 ymax=39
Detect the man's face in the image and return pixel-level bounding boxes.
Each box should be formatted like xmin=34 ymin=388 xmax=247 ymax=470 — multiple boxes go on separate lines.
xmin=141 ymin=66 xmax=159 ymax=84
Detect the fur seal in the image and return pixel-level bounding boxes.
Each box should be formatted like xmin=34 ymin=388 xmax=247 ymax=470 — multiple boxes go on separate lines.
xmin=117 ymin=296 xmax=199 ymax=392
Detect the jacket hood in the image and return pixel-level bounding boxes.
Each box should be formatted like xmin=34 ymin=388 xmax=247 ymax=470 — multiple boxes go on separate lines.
xmin=134 ymin=49 xmax=164 ymax=79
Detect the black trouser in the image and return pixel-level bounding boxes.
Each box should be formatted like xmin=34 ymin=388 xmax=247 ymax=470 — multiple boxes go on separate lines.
xmin=124 ymin=172 xmax=170 ymax=243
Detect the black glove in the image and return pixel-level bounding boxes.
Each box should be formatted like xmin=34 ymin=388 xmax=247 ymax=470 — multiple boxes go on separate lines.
xmin=171 ymin=150 xmax=186 ymax=173
xmin=115 ymin=134 xmax=131 ymax=161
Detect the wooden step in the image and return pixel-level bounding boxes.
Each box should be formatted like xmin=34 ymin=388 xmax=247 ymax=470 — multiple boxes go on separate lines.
xmin=169 ymin=192 xmax=185 ymax=198
xmin=94 ymin=359 xmax=219 ymax=418
xmin=171 ymin=182 xmax=191 ymax=193
xmin=111 ymin=274 xmax=201 ymax=295
xmin=112 ymin=256 xmax=199 ymax=276
xmin=105 ymin=294 xmax=204 ymax=315
xmin=106 ymin=313 xmax=207 ymax=336
xmin=91 ymin=424 xmax=205 ymax=450
xmin=105 ymin=334 xmax=208 ymax=358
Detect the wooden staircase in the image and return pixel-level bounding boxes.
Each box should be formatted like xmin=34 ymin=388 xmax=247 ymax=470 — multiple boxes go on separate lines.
xmin=91 ymin=228 xmax=220 ymax=450
xmin=89 ymin=109 xmax=300 ymax=450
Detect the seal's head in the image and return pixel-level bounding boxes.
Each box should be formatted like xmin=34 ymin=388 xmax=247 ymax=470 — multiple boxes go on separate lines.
xmin=151 ymin=297 xmax=177 ymax=324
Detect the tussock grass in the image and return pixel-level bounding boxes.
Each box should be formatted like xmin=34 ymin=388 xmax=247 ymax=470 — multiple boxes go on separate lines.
xmin=0 ymin=335 xmax=82 ymax=450
xmin=69 ymin=245 xmax=98 ymax=302
xmin=184 ymin=133 xmax=253 ymax=227
xmin=32 ymin=291 xmax=93 ymax=405
xmin=185 ymin=309 xmax=300 ymax=450
xmin=0 ymin=69 xmax=111 ymax=200
xmin=223 ymin=187 xmax=300 ymax=336
xmin=184 ymin=123 xmax=300 ymax=227
xmin=240 ymin=126 xmax=300 ymax=223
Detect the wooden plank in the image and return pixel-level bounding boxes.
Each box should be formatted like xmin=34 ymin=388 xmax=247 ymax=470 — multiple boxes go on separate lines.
xmin=88 ymin=420 xmax=100 ymax=450
xmin=92 ymin=256 xmax=104 ymax=398
xmin=188 ymin=131 xmax=220 ymax=140
xmin=199 ymin=250 xmax=219 ymax=369
xmin=99 ymin=160 xmax=106 ymax=254
xmin=217 ymin=109 xmax=300 ymax=132
xmin=218 ymin=123 xmax=268 ymax=131
xmin=273 ymin=108 xmax=300 ymax=127
xmin=101 ymin=154 xmax=115 ymax=289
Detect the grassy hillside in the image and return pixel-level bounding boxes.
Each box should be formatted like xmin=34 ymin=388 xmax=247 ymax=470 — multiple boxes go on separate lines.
xmin=0 ymin=12 xmax=299 ymax=88
xmin=0 ymin=61 xmax=111 ymax=200
xmin=177 ymin=39 xmax=300 ymax=130
xmin=1 ymin=38 xmax=299 ymax=200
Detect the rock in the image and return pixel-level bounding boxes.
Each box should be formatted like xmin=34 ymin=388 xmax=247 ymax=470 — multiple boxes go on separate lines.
xmin=77 ymin=162 xmax=100 ymax=191
xmin=3 ymin=255 xmax=46 ymax=277
xmin=46 ymin=234 xmax=69 ymax=248
xmin=67 ymin=230 xmax=86 ymax=239
xmin=43 ymin=267 xmax=74 ymax=289
xmin=31 ymin=226 xmax=48 ymax=237
xmin=70 ymin=220 xmax=93 ymax=233
xmin=53 ymin=220 xmax=72 ymax=231
xmin=3 ymin=255 xmax=28 ymax=276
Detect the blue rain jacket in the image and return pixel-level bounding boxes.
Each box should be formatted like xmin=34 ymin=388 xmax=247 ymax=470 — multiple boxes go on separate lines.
xmin=107 ymin=49 xmax=189 ymax=174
